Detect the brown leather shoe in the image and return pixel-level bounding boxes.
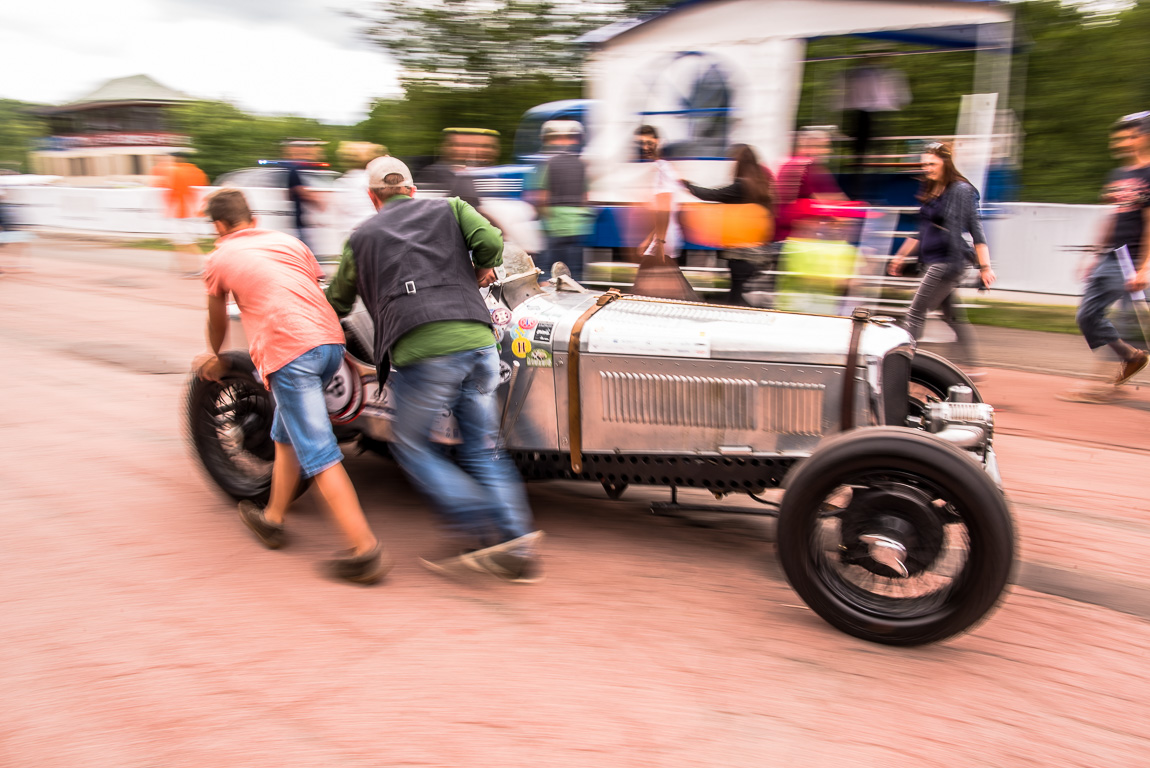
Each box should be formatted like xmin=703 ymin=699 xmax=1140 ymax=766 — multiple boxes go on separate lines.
xmin=1116 ymin=349 xmax=1149 ymax=386
xmin=325 ymin=543 xmax=392 ymax=585
xmin=238 ymin=500 xmax=285 ymax=549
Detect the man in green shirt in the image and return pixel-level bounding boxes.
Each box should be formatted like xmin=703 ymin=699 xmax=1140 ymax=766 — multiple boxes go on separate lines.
xmin=326 ymin=157 xmax=541 ymax=583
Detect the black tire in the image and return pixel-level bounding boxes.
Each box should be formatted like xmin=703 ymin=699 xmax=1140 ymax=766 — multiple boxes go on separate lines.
xmin=185 ymin=351 xmax=305 ymax=505
xmin=777 ymin=427 xmax=1014 ymax=646
xmin=907 ymin=349 xmax=981 ymax=429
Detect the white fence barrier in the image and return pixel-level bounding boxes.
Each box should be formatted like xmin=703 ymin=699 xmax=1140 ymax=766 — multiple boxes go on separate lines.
xmin=983 ymin=202 xmax=1109 ymax=296
xmin=3 ymin=184 xmax=1113 ymax=294
xmin=5 ymin=184 xmax=346 ymax=257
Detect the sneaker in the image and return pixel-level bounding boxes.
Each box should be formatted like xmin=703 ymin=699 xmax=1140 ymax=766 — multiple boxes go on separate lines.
xmin=467 ymin=549 xmax=544 ymax=584
xmin=1055 ymin=386 xmax=1117 ymax=404
xmin=325 ymin=543 xmax=392 ymax=585
xmin=464 ymin=531 xmax=545 ymax=584
xmin=419 ymin=548 xmax=477 ymax=580
xmin=1115 ymin=349 xmax=1149 ymax=386
xmin=238 ymin=500 xmax=285 ymax=549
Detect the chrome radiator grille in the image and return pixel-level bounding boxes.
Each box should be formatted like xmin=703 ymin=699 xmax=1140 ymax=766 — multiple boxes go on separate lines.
xmin=599 ymin=372 xmax=757 ymax=429
xmin=598 ymin=373 xmax=826 ymax=436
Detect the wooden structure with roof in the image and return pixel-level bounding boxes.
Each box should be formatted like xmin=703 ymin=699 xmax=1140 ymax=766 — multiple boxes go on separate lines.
xmin=31 ymin=74 xmax=197 ymax=180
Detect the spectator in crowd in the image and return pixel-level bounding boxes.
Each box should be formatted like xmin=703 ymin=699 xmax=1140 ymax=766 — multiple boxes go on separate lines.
xmin=0 ymin=185 xmax=32 ymax=274
xmin=197 ymin=188 xmax=388 ymax=584
xmin=681 ymin=143 xmax=776 ymax=305
xmin=326 ymin=157 xmax=543 ymax=583
xmin=334 ymin=141 xmax=388 ymax=234
xmin=527 ymin=120 xmax=592 ymax=282
xmin=415 ymin=128 xmax=500 ymax=208
xmin=635 ymin=125 xmax=685 ymax=261
xmin=1060 ymin=111 xmax=1150 ymax=403
xmin=281 ymin=138 xmax=329 ymax=255
xmin=152 ymin=151 xmax=208 ymax=277
xmin=774 ymin=128 xmax=847 ymax=243
xmin=887 ymin=141 xmax=994 ymax=377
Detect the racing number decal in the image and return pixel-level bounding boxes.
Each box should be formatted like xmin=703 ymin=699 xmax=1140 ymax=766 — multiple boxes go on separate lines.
xmin=511 ymin=337 xmax=532 ymax=358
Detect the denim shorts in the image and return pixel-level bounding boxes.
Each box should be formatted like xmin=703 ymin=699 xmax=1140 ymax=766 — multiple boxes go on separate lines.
xmin=268 ymin=343 xmax=345 ymax=478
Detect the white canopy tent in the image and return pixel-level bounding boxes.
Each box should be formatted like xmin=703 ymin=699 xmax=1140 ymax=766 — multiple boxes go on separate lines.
xmin=580 ymin=0 xmax=1014 ymax=200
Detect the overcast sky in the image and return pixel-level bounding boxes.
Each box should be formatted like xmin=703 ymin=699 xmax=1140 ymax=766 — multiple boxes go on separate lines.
xmin=0 ymin=0 xmax=402 ymax=124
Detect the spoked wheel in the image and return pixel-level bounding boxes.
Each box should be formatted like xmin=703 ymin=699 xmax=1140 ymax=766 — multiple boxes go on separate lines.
xmin=778 ymin=427 xmax=1014 ymax=646
xmin=907 ymin=350 xmax=981 ymax=429
xmin=186 ymin=351 xmax=279 ymax=504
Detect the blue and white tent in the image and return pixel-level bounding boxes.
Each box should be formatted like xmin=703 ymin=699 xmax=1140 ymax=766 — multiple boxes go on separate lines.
xmin=579 ymin=0 xmax=1013 ymax=199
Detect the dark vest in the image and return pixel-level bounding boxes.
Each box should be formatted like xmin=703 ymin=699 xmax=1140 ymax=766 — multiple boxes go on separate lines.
xmin=349 ymin=197 xmax=493 ymax=373
xmin=546 ymin=152 xmax=586 ymax=207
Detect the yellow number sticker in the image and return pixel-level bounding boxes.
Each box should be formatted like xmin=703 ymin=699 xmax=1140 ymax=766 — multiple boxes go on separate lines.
xmin=511 ymin=337 xmax=532 ymax=358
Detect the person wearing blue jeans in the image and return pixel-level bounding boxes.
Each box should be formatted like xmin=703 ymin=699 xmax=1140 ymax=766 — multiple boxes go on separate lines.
xmin=1061 ymin=113 xmax=1150 ymax=403
xmin=389 ymin=348 xmax=533 ymax=548
xmin=326 ymin=156 xmax=542 ymax=582
xmin=198 ymin=189 xmax=386 ymax=584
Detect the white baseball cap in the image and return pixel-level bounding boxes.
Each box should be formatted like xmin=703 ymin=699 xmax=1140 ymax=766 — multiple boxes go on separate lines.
xmin=366 ymin=155 xmax=414 ymax=188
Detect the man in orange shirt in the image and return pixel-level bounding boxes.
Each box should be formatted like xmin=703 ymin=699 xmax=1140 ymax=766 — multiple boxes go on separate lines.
xmin=153 ymin=152 xmax=208 ymax=276
xmin=197 ymin=189 xmax=388 ymax=584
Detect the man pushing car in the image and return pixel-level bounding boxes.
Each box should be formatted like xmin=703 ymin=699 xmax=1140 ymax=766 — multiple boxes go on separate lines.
xmin=196 ymin=188 xmax=388 ymax=584
xmin=325 ymin=157 xmax=543 ymax=582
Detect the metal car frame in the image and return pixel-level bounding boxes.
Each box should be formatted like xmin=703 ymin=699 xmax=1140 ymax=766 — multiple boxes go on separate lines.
xmin=187 ymin=259 xmax=1015 ymax=647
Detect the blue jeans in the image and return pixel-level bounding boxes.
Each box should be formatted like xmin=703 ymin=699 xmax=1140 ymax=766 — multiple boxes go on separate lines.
xmin=1077 ymin=253 xmax=1139 ymax=350
xmin=268 ymin=344 xmax=345 ymax=478
xmin=388 ymin=346 xmax=533 ymax=546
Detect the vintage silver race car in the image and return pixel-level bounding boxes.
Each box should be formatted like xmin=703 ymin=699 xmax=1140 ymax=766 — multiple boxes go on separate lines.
xmin=187 ymin=254 xmax=1015 ymax=647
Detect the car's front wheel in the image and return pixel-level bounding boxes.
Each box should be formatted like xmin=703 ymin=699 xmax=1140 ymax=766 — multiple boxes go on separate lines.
xmin=777 ymin=427 xmax=1014 ymax=646
xmin=907 ymin=349 xmax=981 ymax=429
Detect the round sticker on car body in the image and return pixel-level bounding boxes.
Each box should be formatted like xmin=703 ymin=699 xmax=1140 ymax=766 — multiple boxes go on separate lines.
xmin=511 ymin=337 xmax=532 ymax=358
xmin=491 ymin=307 xmax=512 ymax=326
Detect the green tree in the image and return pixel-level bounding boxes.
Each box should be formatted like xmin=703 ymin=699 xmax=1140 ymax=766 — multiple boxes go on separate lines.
xmin=359 ymin=0 xmax=669 ymax=86
xmin=171 ymin=101 xmax=354 ymax=180
xmin=353 ymin=0 xmax=667 ymax=163
xmin=356 ymin=78 xmax=581 ymax=163
xmin=0 ymin=99 xmax=47 ymax=174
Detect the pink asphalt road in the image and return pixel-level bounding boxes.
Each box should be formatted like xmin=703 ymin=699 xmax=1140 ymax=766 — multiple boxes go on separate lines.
xmin=1 ymin=243 xmax=1148 ymax=767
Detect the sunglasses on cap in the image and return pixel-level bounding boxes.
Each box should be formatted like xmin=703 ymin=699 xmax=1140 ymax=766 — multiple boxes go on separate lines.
xmin=923 ymin=141 xmax=952 ymax=157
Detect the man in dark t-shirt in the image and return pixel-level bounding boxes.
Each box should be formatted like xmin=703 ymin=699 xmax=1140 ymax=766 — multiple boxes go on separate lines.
xmin=281 ymin=139 xmax=327 ymax=257
xmin=1062 ymin=112 xmax=1150 ymax=402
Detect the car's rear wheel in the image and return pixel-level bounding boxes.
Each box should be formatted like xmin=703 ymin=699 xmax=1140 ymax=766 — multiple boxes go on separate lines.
xmin=777 ymin=427 xmax=1014 ymax=646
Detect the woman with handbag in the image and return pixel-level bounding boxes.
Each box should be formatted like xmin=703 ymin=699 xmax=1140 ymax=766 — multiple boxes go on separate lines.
xmin=887 ymin=141 xmax=995 ymax=374
xmin=681 ymin=144 xmax=776 ymax=305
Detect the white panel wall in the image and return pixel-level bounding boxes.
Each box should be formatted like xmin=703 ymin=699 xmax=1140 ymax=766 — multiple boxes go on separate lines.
xmin=982 ymin=203 xmax=1111 ymax=295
